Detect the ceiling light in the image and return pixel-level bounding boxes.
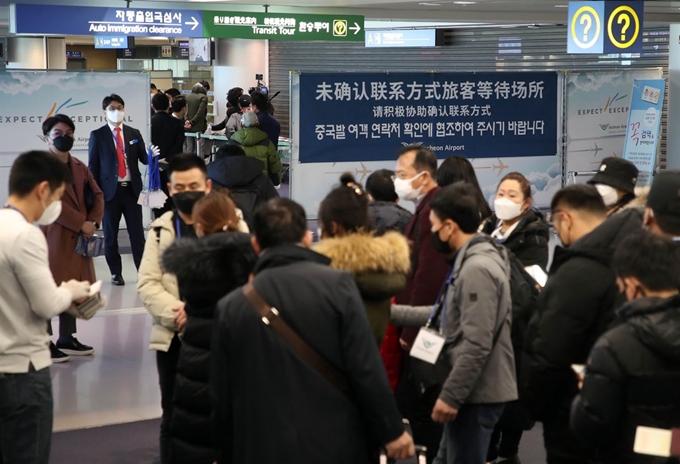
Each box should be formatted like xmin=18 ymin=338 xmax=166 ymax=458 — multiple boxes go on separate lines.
xmin=453 ymin=1 xmax=477 ymax=4
xmin=555 ymin=4 xmax=568 ymax=7
xmin=419 ymin=2 xmax=442 ymax=5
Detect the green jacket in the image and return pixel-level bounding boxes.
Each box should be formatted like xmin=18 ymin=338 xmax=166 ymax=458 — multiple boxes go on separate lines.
xmin=185 ymin=85 xmax=208 ymax=133
xmin=230 ymin=127 xmax=282 ymax=185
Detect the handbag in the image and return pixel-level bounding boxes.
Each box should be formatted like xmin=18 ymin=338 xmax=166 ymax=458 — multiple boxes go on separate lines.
xmin=241 ymin=283 xmax=352 ymax=398
xmin=75 ymin=234 xmax=105 ymax=257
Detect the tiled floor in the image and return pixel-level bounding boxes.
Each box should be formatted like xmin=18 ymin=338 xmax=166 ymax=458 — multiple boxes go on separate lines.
xmin=50 ymin=256 xmax=161 ymax=432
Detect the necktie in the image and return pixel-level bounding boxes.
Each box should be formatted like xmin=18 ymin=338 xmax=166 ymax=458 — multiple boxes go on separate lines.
xmin=114 ymin=127 xmax=127 ymax=178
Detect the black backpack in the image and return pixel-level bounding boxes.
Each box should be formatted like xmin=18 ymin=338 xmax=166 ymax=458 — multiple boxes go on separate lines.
xmin=229 ymin=186 xmax=264 ymax=230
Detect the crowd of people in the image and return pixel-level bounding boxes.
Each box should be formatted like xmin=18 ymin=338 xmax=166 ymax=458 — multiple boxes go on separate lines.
xmin=1 ymin=88 xmax=680 ymax=464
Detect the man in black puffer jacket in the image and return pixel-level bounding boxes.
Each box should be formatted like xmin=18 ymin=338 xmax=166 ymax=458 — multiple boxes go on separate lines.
xmin=571 ymin=232 xmax=680 ymax=464
xmin=522 ymin=185 xmax=644 ymax=464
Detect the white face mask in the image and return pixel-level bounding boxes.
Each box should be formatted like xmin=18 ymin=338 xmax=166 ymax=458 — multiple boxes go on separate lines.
xmin=494 ymin=197 xmax=524 ymax=221
xmin=37 ymin=199 xmax=62 ymax=225
xmin=107 ymin=110 xmax=125 ymax=125
xmin=394 ymin=172 xmax=425 ymax=203
xmin=595 ymin=184 xmax=619 ymax=206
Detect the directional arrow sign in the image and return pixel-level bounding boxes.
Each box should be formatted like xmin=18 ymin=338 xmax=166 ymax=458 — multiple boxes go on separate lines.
xmin=204 ymin=12 xmax=364 ymax=42
xmin=11 ymin=4 xmax=204 ymax=38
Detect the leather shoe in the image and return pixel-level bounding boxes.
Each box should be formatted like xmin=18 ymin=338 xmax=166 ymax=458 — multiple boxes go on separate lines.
xmin=111 ymin=275 xmax=125 ymax=286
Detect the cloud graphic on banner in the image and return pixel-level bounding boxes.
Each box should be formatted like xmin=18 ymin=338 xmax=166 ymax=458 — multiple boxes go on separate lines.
xmin=0 ymin=72 xmax=144 ymax=96
xmin=532 ymin=175 xmax=563 ymax=205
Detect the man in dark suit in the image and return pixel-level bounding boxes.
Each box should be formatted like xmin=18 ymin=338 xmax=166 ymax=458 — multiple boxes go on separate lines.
xmin=88 ymin=94 xmax=148 ymax=286
xmin=151 ymin=92 xmax=185 ymax=219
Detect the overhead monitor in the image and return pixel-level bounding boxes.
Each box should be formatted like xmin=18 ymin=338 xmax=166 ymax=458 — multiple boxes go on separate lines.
xmin=365 ymin=29 xmax=437 ymax=48
xmin=189 ymin=38 xmax=210 ymax=63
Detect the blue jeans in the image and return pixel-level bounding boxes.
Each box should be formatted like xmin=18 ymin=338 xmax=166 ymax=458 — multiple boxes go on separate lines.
xmin=0 ymin=365 xmax=53 ymax=464
xmin=433 ymin=403 xmax=505 ymax=464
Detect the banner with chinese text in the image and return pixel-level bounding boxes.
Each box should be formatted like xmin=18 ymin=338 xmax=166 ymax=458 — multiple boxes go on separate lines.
xmin=622 ymin=78 xmax=666 ymax=186
xmin=299 ymin=72 xmax=558 ymax=163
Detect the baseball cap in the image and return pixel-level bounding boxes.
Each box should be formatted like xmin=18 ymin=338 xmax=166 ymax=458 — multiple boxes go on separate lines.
xmin=647 ymin=170 xmax=680 ymax=228
xmin=239 ymin=94 xmax=251 ymax=107
xmin=588 ymin=157 xmax=639 ymax=194
xmin=241 ymin=111 xmax=259 ymax=128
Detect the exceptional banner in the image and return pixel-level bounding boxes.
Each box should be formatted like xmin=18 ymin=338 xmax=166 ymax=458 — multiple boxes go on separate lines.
xmin=622 ymin=79 xmax=666 ymax=186
xmin=565 ymin=69 xmax=663 ymax=174
xmin=0 ymin=71 xmax=150 ymax=155
xmin=299 ymin=72 xmax=558 ymax=163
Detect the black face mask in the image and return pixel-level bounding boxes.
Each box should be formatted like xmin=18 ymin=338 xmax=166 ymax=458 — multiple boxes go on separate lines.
xmin=431 ymin=229 xmax=453 ymax=255
xmin=53 ymin=135 xmax=74 ymax=152
xmin=172 ymin=191 xmax=205 ymax=216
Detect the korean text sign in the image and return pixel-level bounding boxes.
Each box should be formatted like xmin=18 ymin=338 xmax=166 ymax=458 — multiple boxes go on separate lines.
xmin=622 ymin=78 xmax=666 ymax=186
xmin=299 ymin=72 xmax=558 ymax=163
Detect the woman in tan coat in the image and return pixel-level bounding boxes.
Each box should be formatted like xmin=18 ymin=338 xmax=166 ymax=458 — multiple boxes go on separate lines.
xmin=41 ymin=114 xmax=104 ymax=362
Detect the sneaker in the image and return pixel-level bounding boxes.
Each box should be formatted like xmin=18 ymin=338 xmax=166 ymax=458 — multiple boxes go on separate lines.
xmin=56 ymin=337 xmax=95 ymax=356
xmin=50 ymin=342 xmax=70 ymax=363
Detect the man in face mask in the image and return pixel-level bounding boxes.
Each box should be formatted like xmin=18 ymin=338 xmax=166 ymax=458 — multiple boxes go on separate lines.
xmin=0 ymin=151 xmax=92 ymax=464
xmin=88 ymin=93 xmax=148 ymax=286
xmin=390 ymin=145 xmax=452 ymax=462
xmin=137 ymin=153 xmax=211 ymax=464
xmin=587 ymin=157 xmax=638 ymax=216
xmin=522 ymin=184 xmax=630 ymax=464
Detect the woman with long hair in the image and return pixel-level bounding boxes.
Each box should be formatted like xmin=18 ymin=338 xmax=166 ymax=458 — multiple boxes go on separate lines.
xmin=437 ymin=156 xmax=492 ymax=219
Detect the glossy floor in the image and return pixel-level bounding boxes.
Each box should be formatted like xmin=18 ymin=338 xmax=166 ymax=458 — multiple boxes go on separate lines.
xmin=50 ymin=255 xmax=161 ymax=432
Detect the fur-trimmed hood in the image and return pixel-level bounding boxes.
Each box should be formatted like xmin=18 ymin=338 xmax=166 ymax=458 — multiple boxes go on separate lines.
xmin=162 ymin=232 xmax=256 ymax=284
xmin=314 ymin=231 xmax=410 ymax=275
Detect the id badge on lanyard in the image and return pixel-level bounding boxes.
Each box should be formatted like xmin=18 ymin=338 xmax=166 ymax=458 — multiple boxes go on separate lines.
xmin=410 ymin=267 xmax=454 ymax=365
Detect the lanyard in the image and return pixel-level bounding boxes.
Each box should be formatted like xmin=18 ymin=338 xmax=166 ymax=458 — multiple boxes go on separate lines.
xmin=175 ymin=215 xmax=182 ymax=238
xmin=427 ymin=266 xmax=456 ymax=330
xmin=112 ymin=129 xmax=126 ymax=155
xmin=4 ymin=204 xmax=28 ymax=221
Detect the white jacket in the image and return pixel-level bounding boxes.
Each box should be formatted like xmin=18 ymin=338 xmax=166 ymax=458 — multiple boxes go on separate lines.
xmin=137 ymin=210 xmax=250 ymax=352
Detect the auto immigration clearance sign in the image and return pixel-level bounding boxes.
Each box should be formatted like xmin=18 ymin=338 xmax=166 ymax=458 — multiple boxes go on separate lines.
xmin=203 ymin=12 xmax=364 ymax=42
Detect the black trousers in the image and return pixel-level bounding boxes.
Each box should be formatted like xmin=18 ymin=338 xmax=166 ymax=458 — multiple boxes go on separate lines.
xmin=543 ymin=409 xmax=597 ymax=464
xmin=157 ymin=335 xmax=181 ymax=464
xmin=103 ymin=183 xmax=145 ymax=276
xmin=47 ymin=314 xmax=76 ymax=339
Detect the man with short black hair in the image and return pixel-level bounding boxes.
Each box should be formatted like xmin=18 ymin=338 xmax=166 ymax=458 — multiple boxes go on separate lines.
xmin=251 ymin=91 xmax=280 ymax=149
xmin=522 ymin=184 xmax=643 ymax=464
xmin=571 ymin=231 xmax=680 ymax=464
xmin=0 ymin=151 xmax=92 ymax=464
xmin=644 ymin=170 xmax=680 ymax=238
xmin=391 ymin=145 xmax=451 ymax=462
xmin=170 ymin=96 xmax=187 ymax=120
xmin=164 ymin=88 xmax=181 ymax=104
xmin=211 ymin=197 xmax=414 ymax=463
xmin=138 ymin=153 xmax=213 ymax=464
xmin=366 ymin=169 xmax=412 ymax=235
xmin=88 ymin=93 xmax=147 ymax=286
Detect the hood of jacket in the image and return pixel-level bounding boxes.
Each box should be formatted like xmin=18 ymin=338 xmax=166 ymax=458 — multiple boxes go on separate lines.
xmin=618 ymin=294 xmax=680 ymax=361
xmin=369 ymin=202 xmax=412 ymax=232
xmin=314 ymin=231 xmax=410 ymax=275
xmin=452 ymin=233 xmax=509 ymax=279
xmin=191 ymin=83 xmax=207 ymax=95
xmin=162 ymin=232 xmax=256 ymax=283
xmin=230 ymin=127 xmax=268 ymax=147
xmin=551 ymin=207 xmax=644 ymax=272
xmin=482 ymin=208 xmax=549 ymax=239
xmin=207 ymin=155 xmax=266 ymax=188
xmin=253 ymin=244 xmax=331 ymax=275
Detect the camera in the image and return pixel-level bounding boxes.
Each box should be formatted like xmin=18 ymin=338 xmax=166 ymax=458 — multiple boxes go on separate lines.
xmin=255 ymin=74 xmax=264 ymax=81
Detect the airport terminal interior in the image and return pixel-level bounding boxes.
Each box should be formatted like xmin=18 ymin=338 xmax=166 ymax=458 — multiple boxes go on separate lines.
xmin=2 ymin=0 xmax=680 ymax=463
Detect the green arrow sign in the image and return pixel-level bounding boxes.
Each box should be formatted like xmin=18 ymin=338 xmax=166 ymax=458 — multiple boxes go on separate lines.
xmin=203 ymin=12 xmax=364 ymax=41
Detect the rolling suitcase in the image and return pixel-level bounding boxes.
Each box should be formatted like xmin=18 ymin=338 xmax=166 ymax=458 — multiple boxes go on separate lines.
xmin=379 ymin=445 xmax=427 ymax=464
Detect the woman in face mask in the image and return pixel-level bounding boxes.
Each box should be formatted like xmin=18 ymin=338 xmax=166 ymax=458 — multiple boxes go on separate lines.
xmin=162 ymin=190 xmax=256 ymax=464
xmin=587 ymin=157 xmax=640 ymax=216
xmin=314 ymin=173 xmax=411 ymax=345
xmin=480 ymin=172 xmax=550 ymax=271
xmin=40 ymin=114 xmax=105 ymax=362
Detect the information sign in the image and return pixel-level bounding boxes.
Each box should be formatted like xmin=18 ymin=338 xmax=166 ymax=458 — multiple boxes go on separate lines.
xmin=94 ymin=36 xmax=128 ymax=49
xmin=203 ymin=12 xmax=364 ymax=41
xmin=365 ymin=29 xmax=437 ymax=48
xmin=567 ymin=1 xmax=643 ymax=54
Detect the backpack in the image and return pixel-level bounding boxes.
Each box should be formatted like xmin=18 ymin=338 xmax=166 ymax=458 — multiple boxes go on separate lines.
xmin=228 ymin=186 xmax=264 ymax=230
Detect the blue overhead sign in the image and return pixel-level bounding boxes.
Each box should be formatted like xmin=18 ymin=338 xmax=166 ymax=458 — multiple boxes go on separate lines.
xmin=366 ymin=29 xmax=437 ymax=48
xmin=567 ymin=1 xmax=605 ymax=54
xmin=300 ymin=72 xmax=558 ymax=163
xmin=10 ymin=4 xmax=204 ymax=38
xmin=94 ymin=36 xmax=128 ymax=49
xmin=567 ymin=1 xmax=643 ymax=54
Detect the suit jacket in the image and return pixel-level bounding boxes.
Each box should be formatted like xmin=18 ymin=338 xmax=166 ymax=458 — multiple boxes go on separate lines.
xmin=88 ymin=124 xmax=147 ymax=202
xmin=151 ymin=111 xmax=185 ymax=162
xmin=41 ymin=156 xmax=104 ymax=284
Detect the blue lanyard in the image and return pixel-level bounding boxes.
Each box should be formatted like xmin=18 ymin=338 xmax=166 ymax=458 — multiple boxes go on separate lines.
xmin=175 ymin=215 xmax=182 ymax=238
xmin=427 ymin=266 xmax=456 ymax=330
xmin=112 ymin=129 xmax=126 ymax=155
xmin=4 ymin=204 xmax=28 ymax=221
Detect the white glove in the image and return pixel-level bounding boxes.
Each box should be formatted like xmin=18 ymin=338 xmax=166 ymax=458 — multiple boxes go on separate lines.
xmin=62 ymin=280 xmax=91 ymax=301
xmin=149 ymin=145 xmax=161 ymax=158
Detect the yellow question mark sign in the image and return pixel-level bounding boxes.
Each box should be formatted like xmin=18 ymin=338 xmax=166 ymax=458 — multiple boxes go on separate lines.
xmin=607 ymin=5 xmax=639 ymax=49
xmin=571 ymin=6 xmax=601 ymax=49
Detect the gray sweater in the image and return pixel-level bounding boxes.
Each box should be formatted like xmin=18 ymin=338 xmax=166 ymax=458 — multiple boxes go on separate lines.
xmin=394 ymin=234 xmax=518 ymax=408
